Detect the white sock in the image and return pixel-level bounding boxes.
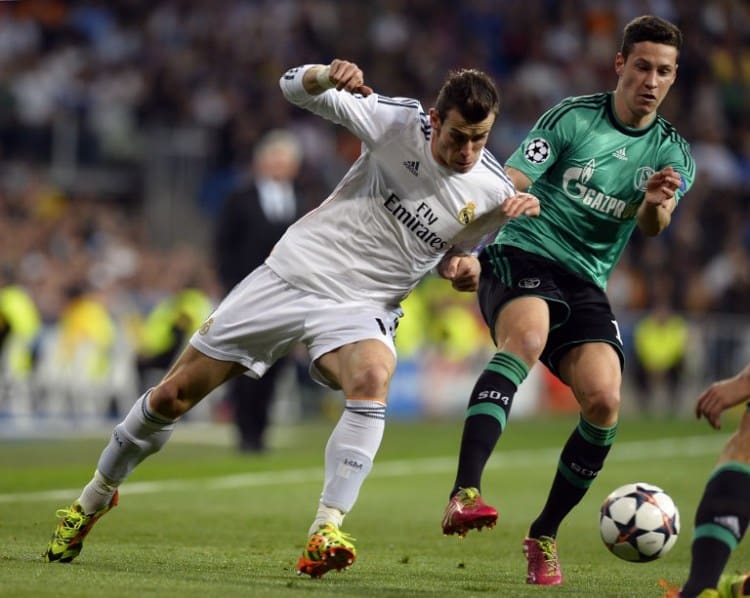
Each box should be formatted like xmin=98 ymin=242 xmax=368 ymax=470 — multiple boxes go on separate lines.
xmin=96 ymin=391 xmax=176 ymax=484
xmin=78 ymin=470 xmax=118 ymax=515
xmin=308 ymin=504 xmax=345 ymax=535
xmin=312 ymin=399 xmax=385 ymax=532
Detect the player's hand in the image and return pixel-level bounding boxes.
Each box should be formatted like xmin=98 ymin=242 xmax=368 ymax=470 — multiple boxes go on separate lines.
xmin=502 ymin=192 xmax=540 ymax=218
xmin=695 ymin=376 xmax=748 ymax=430
xmin=437 ymin=254 xmax=480 ymax=292
xmin=328 ymin=59 xmax=373 ymax=96
xmin=644 ymin=166 xmax=681 ymax=207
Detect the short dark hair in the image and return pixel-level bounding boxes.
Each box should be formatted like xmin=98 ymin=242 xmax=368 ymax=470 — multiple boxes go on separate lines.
xmin=435 ymin=69 xmax=500 ymax=123
xmin=620 ymin=15 xmax=682 ymax=59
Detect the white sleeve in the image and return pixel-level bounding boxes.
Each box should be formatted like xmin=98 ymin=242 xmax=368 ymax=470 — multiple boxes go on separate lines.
xmin=279 ymin=64 xmax=418 ymax=148
xmin=278 ymin=64 xmax=317 ymax=104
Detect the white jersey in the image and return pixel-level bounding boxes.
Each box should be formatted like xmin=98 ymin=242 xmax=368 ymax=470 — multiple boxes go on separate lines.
xmin=270 ymin=64 xmax=517 ymax=306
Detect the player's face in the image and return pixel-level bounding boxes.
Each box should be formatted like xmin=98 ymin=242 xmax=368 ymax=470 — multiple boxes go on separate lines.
xmin=614 ymin=41 xmax=678 ymax=127
xmin=429 ymin=108 xmax=495 ymax=174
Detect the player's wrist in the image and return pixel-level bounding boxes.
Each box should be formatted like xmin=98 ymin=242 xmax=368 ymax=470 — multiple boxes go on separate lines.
xmin=315 ymin=65 xmax=334 ymax=90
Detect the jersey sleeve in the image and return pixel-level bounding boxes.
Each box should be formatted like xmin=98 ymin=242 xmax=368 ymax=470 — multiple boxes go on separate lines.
xmin=505 ymin=98 xmax=578 ymax=184
xmin=279 ymin=64 xmax=418 ymax=148
xmin=659 ymin=135 xmax=695 ymax=202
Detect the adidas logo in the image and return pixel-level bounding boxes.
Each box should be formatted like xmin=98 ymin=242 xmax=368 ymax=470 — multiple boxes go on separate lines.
xmin=403 ymin=160 xmax=420 ymax=176
xmin=612 ymin=147 xmax=628 ymax=160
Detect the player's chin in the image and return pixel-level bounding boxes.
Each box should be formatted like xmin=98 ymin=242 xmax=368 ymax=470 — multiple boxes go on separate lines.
xmin=452 ymin=161 xmax=475 ymax=173
xmin=635 ymin=99 xmax=659 ymax=115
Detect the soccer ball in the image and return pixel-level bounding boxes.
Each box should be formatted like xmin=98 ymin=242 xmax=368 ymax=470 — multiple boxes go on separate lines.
xmin=599 ymin=482 xmax=680 ymax=562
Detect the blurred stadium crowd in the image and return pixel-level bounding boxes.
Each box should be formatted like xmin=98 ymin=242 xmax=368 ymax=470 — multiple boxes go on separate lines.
xmin=0 ymin=0 xmax=748 ymax=425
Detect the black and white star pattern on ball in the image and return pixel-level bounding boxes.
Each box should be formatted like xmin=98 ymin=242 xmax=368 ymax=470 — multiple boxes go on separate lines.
xmin=524 ymin=138 xmax=551 ymax=164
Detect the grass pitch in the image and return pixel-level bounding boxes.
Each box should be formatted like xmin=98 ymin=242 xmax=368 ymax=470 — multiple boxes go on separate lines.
xmin=1 ymin=414 xmax=746 ymax=597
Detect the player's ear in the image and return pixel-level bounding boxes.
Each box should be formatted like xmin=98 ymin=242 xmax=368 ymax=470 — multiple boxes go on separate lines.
xmin=429 ymin=107 xmax=441 ymax=131
xmin=614 ymin=53 xmax=625 ymax=76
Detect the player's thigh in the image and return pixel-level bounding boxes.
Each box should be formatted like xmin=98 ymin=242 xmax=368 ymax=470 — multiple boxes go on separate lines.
xmin=306 ymin=301 xmax=400 ymax=393
xmin=719 ymin=408 xmax=750 ymax=465
xmin=494 ymin=295 xmax=550 ymax=362
xmin=157 ymin=345 xmax=245 ymax=407
xmin=316 ymin=339 xmax=396 ymax=400
xmin=558 ymin=342 xmax=622 ymax=413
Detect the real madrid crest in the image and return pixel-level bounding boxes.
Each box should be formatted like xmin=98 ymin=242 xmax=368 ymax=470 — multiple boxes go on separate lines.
xmin=457 ymin=202 xmax=476 ymax=225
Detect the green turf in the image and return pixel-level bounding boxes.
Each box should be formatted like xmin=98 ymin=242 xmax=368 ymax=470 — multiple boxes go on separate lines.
xmin=1 ymin=414 xmax=746 ymax=597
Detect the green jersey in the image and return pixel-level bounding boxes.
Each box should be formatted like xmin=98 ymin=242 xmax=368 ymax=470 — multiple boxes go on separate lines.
xmin=500 ymin=92 xmax=694 ymax=289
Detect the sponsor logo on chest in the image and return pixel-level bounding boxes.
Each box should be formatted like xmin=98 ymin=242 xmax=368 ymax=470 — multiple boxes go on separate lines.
xmin=561 ymin=158 xmax=645 ymax=219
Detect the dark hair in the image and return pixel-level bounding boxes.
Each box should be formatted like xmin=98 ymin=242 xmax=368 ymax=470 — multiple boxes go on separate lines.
xmin=620 ymin=15 xmax=682 ymax=59
xmin=435 ymin=69 xmax=500 ymax=123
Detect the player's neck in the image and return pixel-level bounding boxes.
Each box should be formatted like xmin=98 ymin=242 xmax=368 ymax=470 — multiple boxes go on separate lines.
xmin=612 ymin=93 xmax=657 ymax=129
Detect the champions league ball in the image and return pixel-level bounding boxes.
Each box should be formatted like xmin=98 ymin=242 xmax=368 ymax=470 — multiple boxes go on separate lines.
xmin=599 ymin=482 xmax=680 ymax=562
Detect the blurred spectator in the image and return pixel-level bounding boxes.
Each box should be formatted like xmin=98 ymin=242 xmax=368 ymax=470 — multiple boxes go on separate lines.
xmin=0 ymin=271 xmax=42 ymax=416
xmin=213 ymin=129 xmax=303 ymax=453
xmin=632 ymin=281 xmax=689 ymax=415
xmin=34 ymin=282 xmax=116 ymax=417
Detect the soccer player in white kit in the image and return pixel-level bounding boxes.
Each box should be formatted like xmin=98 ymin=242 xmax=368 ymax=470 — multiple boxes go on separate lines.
xmin=43 ymin=59 xmax=540 ymax=578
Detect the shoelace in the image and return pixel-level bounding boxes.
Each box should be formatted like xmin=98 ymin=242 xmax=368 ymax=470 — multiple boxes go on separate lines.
xmin=320 ymin=527 xmax=356 ymax=547
xmin=458 ymin=488 xmax=480 ymax=507
xmin=537 ymin=538 xmax=560 ymax=574
xmin=54 ymin=508 xmax=87 ymax=537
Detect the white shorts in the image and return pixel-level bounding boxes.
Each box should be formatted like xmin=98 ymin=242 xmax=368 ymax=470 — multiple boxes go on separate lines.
xmin=190 ymin=264 xmax=402 ymax=388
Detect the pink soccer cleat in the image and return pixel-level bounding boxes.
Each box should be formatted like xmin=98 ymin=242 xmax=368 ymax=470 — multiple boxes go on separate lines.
xmin=441 ymin=487 xmax=498 ymax=538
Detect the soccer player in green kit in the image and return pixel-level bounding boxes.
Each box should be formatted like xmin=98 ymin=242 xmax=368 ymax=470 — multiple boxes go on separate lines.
xmin=441 ymin=14 xmax=695 ymax=586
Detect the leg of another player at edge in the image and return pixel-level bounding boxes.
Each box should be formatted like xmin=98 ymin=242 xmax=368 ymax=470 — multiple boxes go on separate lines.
xmin=528 ymin=342 xmax=620 ymax=540
xmin=309 ymin=341 xmax=392 ymax=533
xmin=680 ymin=408 xmax=750 ymax=597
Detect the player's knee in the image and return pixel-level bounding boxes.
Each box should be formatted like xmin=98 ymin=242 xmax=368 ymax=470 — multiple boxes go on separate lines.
xmin=506 ymin=330 xmax=545 ymax=364
xmin=582 ymin=388 xmax=620 ymax=424
xmin=349 ymin=362 xmax=392 ymax=397
xmin=150 ymin=381 xmax=192 ymax=420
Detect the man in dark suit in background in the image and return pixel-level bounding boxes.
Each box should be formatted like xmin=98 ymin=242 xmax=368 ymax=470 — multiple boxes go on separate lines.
xmin=214 ymin=129 xmax=303 ymax=452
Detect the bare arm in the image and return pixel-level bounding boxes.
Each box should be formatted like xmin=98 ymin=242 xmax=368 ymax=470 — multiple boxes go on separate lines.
xmin=450 ymin=190 xmax=541 ymax=248
xmin=440 ymin=192 xmax=540 ymax=291
xmin=636 ymin=166 xmax=681 ymax=236
xmin=467 ymin=165 xmax=538 ymax=244
xmin=696 ymin=362 xmax=750 ymax=430
xmin=505 ymin=166 xmax=533 ymax=193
